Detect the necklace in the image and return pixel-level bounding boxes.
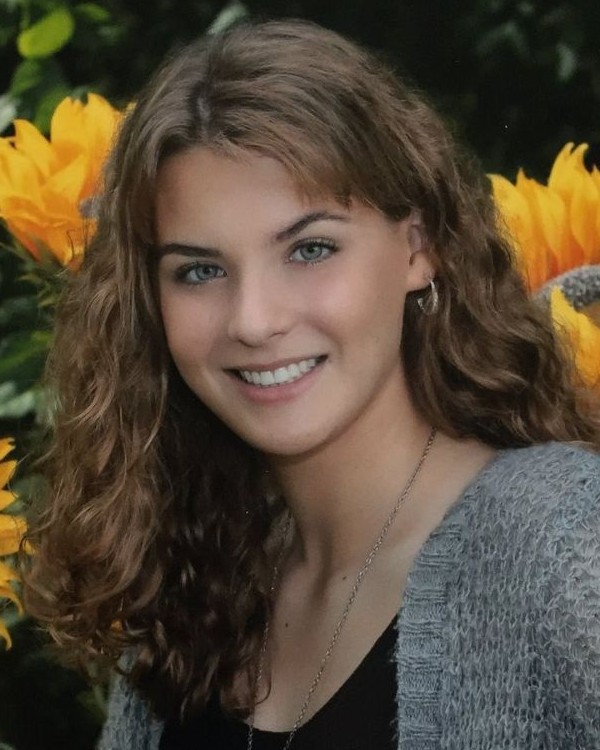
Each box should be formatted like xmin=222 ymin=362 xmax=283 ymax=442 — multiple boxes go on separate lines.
xmin=247 ymin=426 xmax=437 ymax=750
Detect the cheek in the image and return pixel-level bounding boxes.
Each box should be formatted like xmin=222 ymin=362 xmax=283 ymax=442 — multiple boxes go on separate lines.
xmin=159 ymin=294 xmax=218 ymax=373
xmin=314 ymin=258 xmax=407 ymax=336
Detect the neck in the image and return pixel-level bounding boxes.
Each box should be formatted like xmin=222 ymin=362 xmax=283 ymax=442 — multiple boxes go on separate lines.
xmin=267 ymin=376 xmax=435 ymax=579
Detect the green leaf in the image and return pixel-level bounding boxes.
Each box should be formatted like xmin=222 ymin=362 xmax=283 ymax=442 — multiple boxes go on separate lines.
xmin=0 ymin=4 xmax=19 ymax=47
xmin=516 ymin=1 xmax=535 ymax=17
xmin=0 ymin=93 xmax=17 ymax=133
xmin=0 ymin=330 xmax=50 ymax=384
xmin=8 ymin=58 xmax=67 ymax=128
xmin=207 ymin=0 xmax=248 ymax=36
xmin=0 ymin=0 xmax=20 ymax=11
xmin=0 ymin=382 xmax=38 ymax=419
xmin=73 ymin=3 xmax=111 ymax=23
xmin=556 ymin=42 xmax=577 ymax=82
xmin=17 ymin=7 xmax=75 ymax=59
xmin=9 ymin=58 xmax=44 ymax=96
xmin=476 ymin=20 xmax=529 ymax=60
xmin=0 ymin=295 xmax=40 ymax=331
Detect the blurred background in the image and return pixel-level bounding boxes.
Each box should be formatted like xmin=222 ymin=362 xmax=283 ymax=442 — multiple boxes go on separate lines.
xmin=0 ymin=1 xmax=598 ymax=747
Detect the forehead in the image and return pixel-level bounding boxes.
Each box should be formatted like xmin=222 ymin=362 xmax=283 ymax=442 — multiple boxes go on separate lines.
xmin=154 ymin=147 xmax=349 ymax=239
xmin=157 ymin=148 xmax=298 ymax=197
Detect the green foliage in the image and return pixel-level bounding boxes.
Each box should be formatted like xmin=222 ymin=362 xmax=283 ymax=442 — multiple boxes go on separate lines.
xmin=208 ymin=0 xmax=248 ymax=35
xmin=0 ymin=249 xmax=46 ymax=432
xmin=17 ymin=6 xmax=75 ymax=58
xmin=0 ymin=0 xmax=595 ymax=176
xmin=242 ymin=0 xmax=600 ymax=177
xmin=0 ymin=235 xmax=56 ymax=427
xmin=6 ymin=57 xmax=69 ymax=130
xmin=0 ymin=619 xmax=102 ymax=750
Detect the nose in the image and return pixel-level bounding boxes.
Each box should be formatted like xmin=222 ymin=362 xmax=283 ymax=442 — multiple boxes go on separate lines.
xmin=227 ymin=271 xmax=293 ymax=347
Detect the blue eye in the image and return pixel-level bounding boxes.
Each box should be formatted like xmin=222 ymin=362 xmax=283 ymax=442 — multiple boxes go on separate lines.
xmin=176 ymin=262 xmax=226 ymax=284
xmin=290 ymin=240 xmax=337 ymax=265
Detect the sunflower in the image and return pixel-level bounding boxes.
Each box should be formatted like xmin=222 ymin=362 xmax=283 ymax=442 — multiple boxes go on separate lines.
xmin=0 ymin=438 xmax=26 ymax=648
xmin=0 ymin=94 xmax=122 ymax=269
xmin=491 ymin=143 xmax=600 ymax=292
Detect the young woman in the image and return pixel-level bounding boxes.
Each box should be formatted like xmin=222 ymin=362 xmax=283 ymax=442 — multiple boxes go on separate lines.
xmin=25 ymin=19 xmax=600 ymax=750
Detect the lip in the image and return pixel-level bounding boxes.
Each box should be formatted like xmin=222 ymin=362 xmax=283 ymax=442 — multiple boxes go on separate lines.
xmin=226 ymin=356 xmax=327 ymax=404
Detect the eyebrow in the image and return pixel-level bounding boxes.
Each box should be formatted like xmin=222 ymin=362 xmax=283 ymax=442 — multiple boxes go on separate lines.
xmin=155 ymin=242 xmax=222 ymax=259
xmin=155 ymin=210 xmax=350 ymax=259
xmin=271 ymin=210 xmax=350 ymax=243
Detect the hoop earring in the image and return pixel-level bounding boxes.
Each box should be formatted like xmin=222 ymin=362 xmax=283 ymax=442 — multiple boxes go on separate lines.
xmin=417 ymin=278 xmax=439 ymax=315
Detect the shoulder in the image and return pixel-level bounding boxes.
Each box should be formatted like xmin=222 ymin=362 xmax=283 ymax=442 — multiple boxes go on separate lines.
xmin=483 ymin=440 xmax=599 ymax=493
xmin=470 ymin=441 xmax=600 ymax=533
xmin=451 ymin=441 xmax=600 ymax=613
xmin=453 ymin=441 xmax=599 ymax=582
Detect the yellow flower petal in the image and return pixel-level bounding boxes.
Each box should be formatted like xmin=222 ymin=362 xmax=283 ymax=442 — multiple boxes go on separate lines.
xmin=0 ymin=491 xmax=16 ymax=511
xmin=45 ymin=153 xmax=88 ymax=206
xmin=491 ymin=174 xmax=534 ymax=243
xmin=12 ymin=119 xmax=56 ymax=178
xmin=50 ymin=97 xmax=86 ymax=163
xmin=491 ymin=173 xmax=543 ymax=289
xmin=516 ymin=172 xmax=567 ymax=260
xmin=0 ymin=458 xmax=16 ymax=491
xmin=79 ymin=94 xmax=122 ymax=195
xmin=550 ymin=287 xmax=600 ymax=389
xmin=570 ymin=172 xmax=600 ymax=265
xmin=0 ymin=438 xmax=14 ymax=463
xmin=0 ymin=515 xmax=26 ymax=556
xmin=0 ymin=618 xmax=12 ymax=649
xmin=2 ymin=188 xmax=87 ymax=263
xmin=547 ymin=143 xmax=599 ymax=265
xmin=0 ymin=564 xmax=23 ymax=648
xmin=0 ymin=140 xmax=44 ymax=205
xmin=0 ymin=439 xmax=17 ymax=513
xmin=0 ymin=437 xmax=25 ymax=646
xmin=51 ymin=94 xmax=120 ymax=194
xmin=548 ymin=143 xmax=588 ymax=198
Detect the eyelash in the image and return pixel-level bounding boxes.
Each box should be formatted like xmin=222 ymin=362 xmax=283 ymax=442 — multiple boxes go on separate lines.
xmin=174 ymin=263 xmax=225 ymax=284
xmin=173 ymin=238 xmax=339 ymax=285
xmin=288 ymin=238 xmax=338 ymax=265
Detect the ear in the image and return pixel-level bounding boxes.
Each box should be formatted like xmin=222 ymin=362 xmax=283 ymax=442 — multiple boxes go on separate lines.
xmin=405 ymin=210 xmax=436 ymax=292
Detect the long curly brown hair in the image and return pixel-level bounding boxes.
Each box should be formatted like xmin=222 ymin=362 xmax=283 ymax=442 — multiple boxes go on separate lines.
xmin=24 ymin=19 xmax=600 ymax=721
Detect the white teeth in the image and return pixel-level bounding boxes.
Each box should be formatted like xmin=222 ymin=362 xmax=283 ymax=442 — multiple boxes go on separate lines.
xmin=237 ymin=357 xmax=322 ymax=387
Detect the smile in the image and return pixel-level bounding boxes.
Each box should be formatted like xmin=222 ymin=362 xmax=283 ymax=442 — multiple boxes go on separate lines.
xmin=235 ymin=356 xmax=326 ymax=387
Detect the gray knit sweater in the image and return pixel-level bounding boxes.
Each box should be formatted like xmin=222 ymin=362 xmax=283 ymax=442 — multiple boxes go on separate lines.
xmin=98 ymin=442 xmax=600 ymax=749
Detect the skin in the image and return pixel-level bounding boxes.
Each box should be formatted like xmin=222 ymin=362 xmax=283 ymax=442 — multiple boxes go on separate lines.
xmin=156 ymin=147 xmax=496 ymax=729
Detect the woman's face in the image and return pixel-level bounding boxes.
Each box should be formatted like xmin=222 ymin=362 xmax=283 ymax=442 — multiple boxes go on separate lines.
xmin=156 ymin=148 xmax=433 ymax=457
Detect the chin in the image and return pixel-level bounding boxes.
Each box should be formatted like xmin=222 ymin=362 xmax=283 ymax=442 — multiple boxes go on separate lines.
xmin=231 ymin=422 xmax=334 ymax=460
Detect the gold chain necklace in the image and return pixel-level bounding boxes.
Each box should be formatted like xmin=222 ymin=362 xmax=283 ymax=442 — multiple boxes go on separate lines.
xmin=246 ymin=427 xmax=437 ymax=750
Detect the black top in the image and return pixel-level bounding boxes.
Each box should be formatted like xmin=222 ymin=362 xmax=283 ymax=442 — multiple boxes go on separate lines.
xmin=160 ymin=616 xmax=398 ymax=750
